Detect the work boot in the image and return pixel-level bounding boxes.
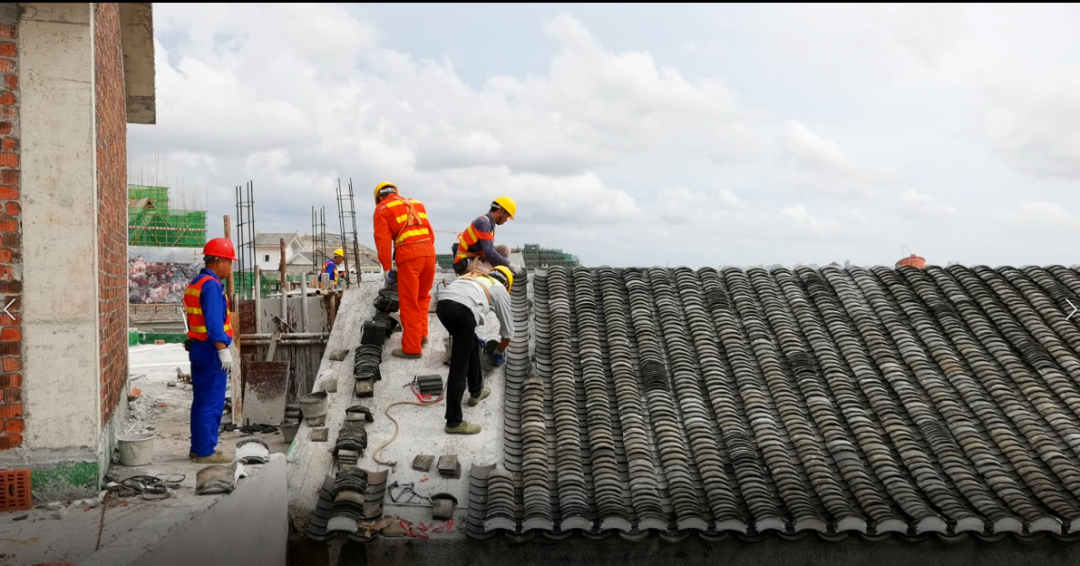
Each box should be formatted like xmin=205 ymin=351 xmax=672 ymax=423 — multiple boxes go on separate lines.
xmin=422 ymin=336 xmax=429 ymax=347
xmin=194 ymin=451 xmax=233 ymax=464
xmin=444 ymin=422 xmax=482 ymax=435
xmin=392 ymin=348 xmax=422 ymax=360
xmin=467 ymin=388 xmax=491 ymax=407
xmin=191 ymin=449 xmax=224 ymax=460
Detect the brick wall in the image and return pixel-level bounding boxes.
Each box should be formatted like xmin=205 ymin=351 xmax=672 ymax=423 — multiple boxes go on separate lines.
xmin=95 ymin=3 xmax=127 ymax=426
xmin=0 ymin=14 xmax=20 ymax=450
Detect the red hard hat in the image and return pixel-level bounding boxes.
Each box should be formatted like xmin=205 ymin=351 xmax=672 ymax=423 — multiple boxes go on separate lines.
xmin=203 ymin=238 xmax=238 ymax=261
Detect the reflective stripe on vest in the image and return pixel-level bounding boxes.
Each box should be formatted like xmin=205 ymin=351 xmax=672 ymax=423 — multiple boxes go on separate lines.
xmin=455 ymin=215 xmax=495 ymax=262
xmin=184 ymin=275 xmax=235 ymax=341
xmin=385 ymin=196 xmax=432 ymax=246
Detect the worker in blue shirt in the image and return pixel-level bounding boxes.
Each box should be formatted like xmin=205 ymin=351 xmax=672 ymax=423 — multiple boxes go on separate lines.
xmin=323 ymin=248 xmax=345 ymax=288
xmin=183 ymin=238 xmax=237 ymax=464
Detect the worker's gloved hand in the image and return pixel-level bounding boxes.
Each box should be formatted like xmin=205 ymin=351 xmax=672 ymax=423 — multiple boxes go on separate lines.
xmin=476 ymin=337 xmax=487 ymax=351
xmin=509 ymin=262 xmax=522 ymax=275
xmin=385 ymin=270 xmax=397 ymax=285
xmin=492 ymin=350 xmax=506 ymax=366
xmin=218 ymin=348 xmax=233 ymax=373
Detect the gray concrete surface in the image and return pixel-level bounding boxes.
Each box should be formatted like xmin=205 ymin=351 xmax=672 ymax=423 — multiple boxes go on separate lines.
xmin=1 ymin=455 xmax=285 ymax=566
xmin=111 ymin=454 xmax=287 ymax=566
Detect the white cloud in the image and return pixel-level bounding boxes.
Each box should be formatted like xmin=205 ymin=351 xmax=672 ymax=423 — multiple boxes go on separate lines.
xmin=127 ymin=4 xmax=1080 ymax=268
xmin=899 ymin=190 xmax=958 ymax=218
xmin=776 ymin=121 xmax=900 ymax=199
xmin=977 ymin=70 xmax=1080 ymax=179
xmin=771 ymin=4 xmax=968 ymax=83
xmin=991 ymin=201 xmax=1080 ymax=235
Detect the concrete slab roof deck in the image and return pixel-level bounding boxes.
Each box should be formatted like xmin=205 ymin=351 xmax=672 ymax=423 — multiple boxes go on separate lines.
xmin=287 ymin=273 xmax=505 ymax=537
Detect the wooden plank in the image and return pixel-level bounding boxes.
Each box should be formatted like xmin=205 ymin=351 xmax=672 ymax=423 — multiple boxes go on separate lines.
xmin=266 ymin=331 xmax=281 ymax=362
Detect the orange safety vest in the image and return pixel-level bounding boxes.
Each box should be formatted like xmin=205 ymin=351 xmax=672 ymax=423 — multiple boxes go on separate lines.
xmin=384 ymin=196 xmax=433 ymax=246
xmin=455 ymin=215 xmax=495 ymax=263
xmin=184 ymin=274 xmax=234 ymax=341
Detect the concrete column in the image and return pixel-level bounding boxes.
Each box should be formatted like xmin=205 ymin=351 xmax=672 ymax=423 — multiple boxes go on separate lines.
xmin=20 ymin=3 xmax=99 ymax=454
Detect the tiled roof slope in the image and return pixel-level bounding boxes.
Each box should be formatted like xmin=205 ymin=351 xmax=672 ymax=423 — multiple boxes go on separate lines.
xmin=478 ymin=264 xmax=1080 ymax=542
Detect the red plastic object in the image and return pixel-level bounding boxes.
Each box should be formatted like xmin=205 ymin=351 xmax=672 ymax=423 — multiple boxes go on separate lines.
xmin=896 ymin=254 xmax=926 ymax=269
xmin=0 ymin=468 xmax=32 ymax=512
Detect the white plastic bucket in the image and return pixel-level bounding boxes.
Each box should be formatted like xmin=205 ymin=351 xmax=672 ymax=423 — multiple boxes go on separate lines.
xmin=116 ymin=432 xmax=156 ymax=466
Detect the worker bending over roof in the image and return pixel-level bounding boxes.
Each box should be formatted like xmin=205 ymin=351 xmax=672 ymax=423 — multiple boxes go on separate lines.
xmin=435 ymin=266 xmax=515 ymax=434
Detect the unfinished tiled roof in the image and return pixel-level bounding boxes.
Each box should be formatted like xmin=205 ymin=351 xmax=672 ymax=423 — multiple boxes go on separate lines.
xmin=473 ymin=264 xmax=1080 ymax=542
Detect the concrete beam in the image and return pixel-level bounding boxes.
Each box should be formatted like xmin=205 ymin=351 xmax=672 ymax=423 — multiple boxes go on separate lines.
xmin=119 ymin=2 xmax=153 ymax=124
xmin=20 ymin=2 xmax=99 ymax=451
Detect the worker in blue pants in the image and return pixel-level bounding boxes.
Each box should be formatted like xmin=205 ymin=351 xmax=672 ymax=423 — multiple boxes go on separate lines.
xmin=183 ymin=237 xmax=238 ymax=464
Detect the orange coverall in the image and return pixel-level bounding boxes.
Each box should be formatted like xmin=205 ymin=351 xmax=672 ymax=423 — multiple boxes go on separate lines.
xmin=373 ymin=193 xmax=437 ymax=355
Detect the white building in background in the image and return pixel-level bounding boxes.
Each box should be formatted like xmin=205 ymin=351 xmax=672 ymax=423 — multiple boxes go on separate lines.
xmin=254 ymin=232 xmax=308 ymax=273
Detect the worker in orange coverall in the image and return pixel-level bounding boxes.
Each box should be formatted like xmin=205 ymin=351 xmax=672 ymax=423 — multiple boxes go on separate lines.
xmin=372 ymin=182 xmax=437 ymax=359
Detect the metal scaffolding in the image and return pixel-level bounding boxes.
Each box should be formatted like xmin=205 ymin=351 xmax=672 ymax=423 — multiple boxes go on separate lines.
xmin=234 ymin=181 xmax=257 ymax=299
xmin=127 ymin=184 xmax=207 ymax=248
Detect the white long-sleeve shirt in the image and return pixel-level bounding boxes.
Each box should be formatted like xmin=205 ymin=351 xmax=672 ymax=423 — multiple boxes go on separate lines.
xmin=436 ymin=277 xmax=515 ymax=339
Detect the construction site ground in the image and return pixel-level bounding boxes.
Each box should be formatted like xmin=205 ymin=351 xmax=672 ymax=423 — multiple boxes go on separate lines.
xmin=1 ymin=343 xmax=288 ymax=566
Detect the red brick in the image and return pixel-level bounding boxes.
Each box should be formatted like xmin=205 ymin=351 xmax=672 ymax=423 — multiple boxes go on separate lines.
xmin=0 ymin=342 xmax=16 ymax=356
xmin=0 ymin=373 xmax=20 ymax=388
xmin=0 ymin=107 xmax=15 ymax=120
xmin=0 ymin=153 xmax=16 ymax=168
xmin=1 ymin=138 xmax=15 ymax=152
xmin=5 ymin=202 xmax=17 ymax=216
xmin=0 ymin=434 xmax=22 ymax=449
xmin=1 ymin=170 xmax=16 ymax=185
xmin=0 ymin=404 xmax=20 ymax=418
xmin=0 ymin=60 xmax=11 ymax=73
xmin=0 ymin=234 xmax=18 ymax=252
xmin=0 ymin=217 xmax=16 ymax=233
xmin=0 ymin=186 xmax=16 ymax=200
xmin=4 ymin=419 xmax=22 ymax=434
xmin=5 ymin=74 xmax=15 ymax=91
xmin=1 ymin=328 xmax=18 ymax=341
xmin=0 ymin=25 xmax=16 ymax=39
xmin=0 ymin=43 xmax=16 ymax=58
xmin=0 ymin=123 xmax=10 ymax=136
xmin=0 ymin=92 xmax=13 ymax=106
xmin=2 ymin=358 xmax=19 ymax=372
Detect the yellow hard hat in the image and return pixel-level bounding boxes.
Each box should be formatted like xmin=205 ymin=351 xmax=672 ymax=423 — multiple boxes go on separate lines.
xmin=489 ymin=265 xmax=514 ymax=292
xmin=334 ymin=248 xmax=345 ymax=257
xmin=493 ymin=196 xmax=516 ymax=219
xmin=374 ymin=182 xmax=397 ymax=203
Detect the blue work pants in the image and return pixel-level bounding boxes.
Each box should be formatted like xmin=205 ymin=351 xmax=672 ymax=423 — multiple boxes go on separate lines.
xmin=189 ymin=339 xmax=227 ymax=457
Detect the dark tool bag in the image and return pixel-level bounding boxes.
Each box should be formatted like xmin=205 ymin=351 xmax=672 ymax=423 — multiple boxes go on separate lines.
xmin=360 ymin=320 xmax=389 ymax=345
xmin=374 ymin=288 xmax=400 ymax=313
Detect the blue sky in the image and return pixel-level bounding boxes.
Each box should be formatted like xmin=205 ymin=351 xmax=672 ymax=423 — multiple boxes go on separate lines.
xmin=129 ymin=4 xmax=1080 ymax=268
